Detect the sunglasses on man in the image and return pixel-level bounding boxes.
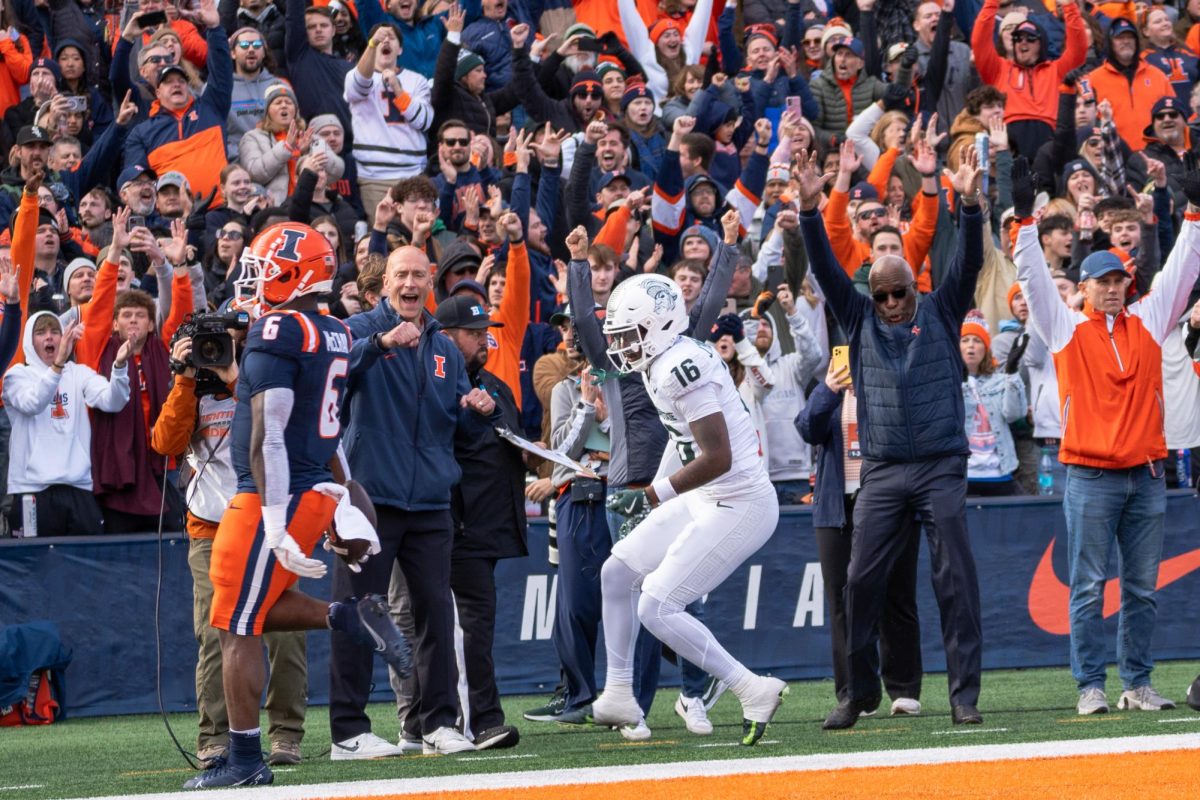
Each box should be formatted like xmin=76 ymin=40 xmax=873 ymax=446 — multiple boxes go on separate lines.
xmin=236 ymin=39 xmax=264 ymax=50
xmin=1012 ymin=33 xmax=1039 ymax=43
xmin=145 ymin=54 xmax=171 ymax=65
xmin=871 ymin=286 xmax=912 ymax=304
xmin=1155 ymin=110 xmax=1182 ymax=121
xmin=857 ymin=207 xmax=888 ymax=222
xmin=442 ymin=137 xmax=470 ymax=147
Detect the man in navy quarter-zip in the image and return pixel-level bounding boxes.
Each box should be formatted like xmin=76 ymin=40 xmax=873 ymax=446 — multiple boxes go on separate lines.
xmin=794 ymin=148 xmax=986 ymax=732
xmin=328 ymin=246 xmax=499 ymax=759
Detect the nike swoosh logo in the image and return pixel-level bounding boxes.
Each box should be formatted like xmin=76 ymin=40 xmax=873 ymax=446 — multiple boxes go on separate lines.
xmin=364 ymin=625 xmax=388 ymax=655
xmin=339 ymin=742 xmax=361 ymax=752
xmin=1028 ymin=537 xmax=1200 ymax=635
xmin=716 ymin=502 xmax=733 ymax=509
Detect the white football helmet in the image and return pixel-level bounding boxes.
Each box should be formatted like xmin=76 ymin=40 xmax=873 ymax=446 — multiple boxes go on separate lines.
xmin=604 ymin=274 xmax=688 ymax=373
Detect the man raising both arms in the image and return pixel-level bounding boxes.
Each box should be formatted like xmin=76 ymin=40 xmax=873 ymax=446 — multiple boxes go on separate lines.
xmin=185 ymin=222 xmax=411 ymax=789
xmin=595 ymin=273 xmax=787 ymax=746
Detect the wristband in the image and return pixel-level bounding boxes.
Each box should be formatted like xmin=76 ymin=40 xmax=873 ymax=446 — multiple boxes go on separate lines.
xmin=918 ymin=171 xmax=936 ymax=178
xmin=262 ymin=504 xmax=288 ymax=533
xmin=651 ymin=477 xmax=677 ymax=505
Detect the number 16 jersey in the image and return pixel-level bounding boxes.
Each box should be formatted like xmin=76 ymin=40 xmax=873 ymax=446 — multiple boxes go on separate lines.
xmin=231 ymin=310 xmax=353 ymax=494
xmin=642 ymin=336 xmax=769 ymax=500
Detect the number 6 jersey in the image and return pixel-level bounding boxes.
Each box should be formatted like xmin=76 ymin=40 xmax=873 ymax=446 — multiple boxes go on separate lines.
xmin=643 ymin=336 xmax=770 ymax=500
xmin=230 ymin=310 xmax=353 ymax=494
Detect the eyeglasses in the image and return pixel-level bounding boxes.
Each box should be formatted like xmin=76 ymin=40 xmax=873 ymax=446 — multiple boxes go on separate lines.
xmin=217 ymin=229 xmax=244 ymax=240
xmin=578 ymin=89 xmax=602 ymax=100
xmin=857 ymin=207 xmax=888 ymax=221
xmin=144 ymin=54 xmax=171 ymax=65
xmin=803 ymin=38 xmax=822 ymax=47
xmin=1155 ymin=110 xmax=1182 ymax=121
xmin=871 ymin=287 xmax=911 ymax=304
xmin=1085 ymin=137 xmax=1102 ymax=147
xmin=236 ymin=39 xmax=264 ymax=50
xmin=441 ymin=137 xmax=469 ymax=146
xmin=1011 ymin=33 xmax=1039 ymax=43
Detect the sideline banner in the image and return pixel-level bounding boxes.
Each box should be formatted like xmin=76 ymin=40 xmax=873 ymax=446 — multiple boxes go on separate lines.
xmin=2 ymin=494 xmax=1197 ymax=717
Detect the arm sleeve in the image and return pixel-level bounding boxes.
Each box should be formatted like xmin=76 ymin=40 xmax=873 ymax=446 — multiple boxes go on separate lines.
xmin=1 ymin=365 xmax=61 ymax=414
xmin=797 ymin=382 xmax=839 ymax=446
xmin=689 ymin=241 xmax=737 ymax=337
xmin=1131 ymin=217 xmax=1200 ymax=344
xmin=432 ymin=37 xmax=460 ymax=111
xmin=9 ymin=190 xmax=38 ymax=368
xmin=566 ymin=257 xmax=609 ymax=369
xmin=160 ymin=269 xmax=193 ymax=346
xmin=150 ymin=376 xmax=199 ymax=456
xmin=682 ymin=0 xmax=713 ymax=63
xmin=82 ymin=363 xmax=131 ymax=413
xmin=787 ymin=308 xmax=823 ymax=385
xmin=0 ymin=35 xmax=32 ymax=85
xmin=259 ymin=385 xmax=294 ymax=508
xmin=846 ymin=103 xmax=883 ymax=169
xmin=865 ymin=144 xmax=897 ymax=199
xmin=284 ymin=0 xmax=309 ymax=63
xmin=593 ymin=206 xmax=631 ymax=252
xmin=901 ymin=190 xmax=939 ymax=277
xmin=970 ymin=0 xmax=1002 ymax=84
xmin=1001 ymin=371 xmax=1027 ymax=423
xmin=1014 ymin=220 xmax=1080 ymax=353
xmin=799 ymin=207 xmax=866 ymax=334
xmin=822 ymin=189 xmax=863 ymax=276
xmin=0 ymin=303 xmax=20 ymax=367
xmin=1055 ymin=2 xmax=1088 ymax=78
xmin=552 ymin=392 xmax=598 ymax=460
xmin=932 ymin=204 xmax=984 ymax=322
xmin=619 ymin=0 xmax=667 ymax=102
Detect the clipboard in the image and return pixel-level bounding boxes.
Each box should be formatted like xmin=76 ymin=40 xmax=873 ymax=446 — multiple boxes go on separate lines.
xmin=495 ymin=427 xmax=601 ymax=479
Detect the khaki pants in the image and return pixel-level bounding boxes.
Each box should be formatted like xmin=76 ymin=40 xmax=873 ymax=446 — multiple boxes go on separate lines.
xmin=358 ymin=178 xmax=397 ymax=228
xmin=189 ymin=535 xmax=308 ymax=752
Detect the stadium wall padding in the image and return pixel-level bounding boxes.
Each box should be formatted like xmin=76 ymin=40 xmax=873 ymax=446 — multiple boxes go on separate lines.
xmin=2 ymin=494 xmax=1198 ymax=718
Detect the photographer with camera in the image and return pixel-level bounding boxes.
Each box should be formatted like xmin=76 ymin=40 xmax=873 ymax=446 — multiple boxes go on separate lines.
xmin=149 ymin=302 xmax=308 ymax=766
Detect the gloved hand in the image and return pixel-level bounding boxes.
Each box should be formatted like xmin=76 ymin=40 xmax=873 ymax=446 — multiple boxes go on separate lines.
xmin=607 ymin=487 xmax=650 ymax=519
xmin=1011 ymin=156 xmax=1038 ymax=219
xmin=315 ymin=482 xmax=380 ymax=573
xmin=1062 ymin=67 xmax=1085 ymax=88
xmin=1183 ymin=153 xmax=1200 ymax=208
xmin=186 ymin=187 xmax=218 ymax=233
xmin=1004 ymin=332 xmax=1029 ymax=374
xmin=618 ymin=511 xmax=648 ymax=540
xmin=881 ymin=82 xmax=909 ymax=113
xmin=901 ymin=44 xmax=920 ymax=69
xmin=271 ymin=532 xmax=328 ymax=579
xmin=709 ymin=313 xmax=745 ymax=343
xmin=751 ymin=290 xmax=776 ymax=319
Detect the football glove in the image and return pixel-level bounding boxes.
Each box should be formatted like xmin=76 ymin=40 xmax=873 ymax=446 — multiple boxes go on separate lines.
xmin=607 ymin=487 xmax=650 ymax=519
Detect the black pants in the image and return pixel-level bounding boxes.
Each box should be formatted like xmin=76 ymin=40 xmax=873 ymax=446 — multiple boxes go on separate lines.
xmin=814 ymin=495 xmax=922 ymax=704
xmin=1008 ymin=119 xmax=1054 ymax=160
xmin=8 ymin=485 xmax=103 ymax=536
xmin=848 ymin=456 xmax=981 ymax=708
xmin=329 ymin=506 xmax=456 ymax=742
xmin=449 ymin=555 xmax=503 ymax=733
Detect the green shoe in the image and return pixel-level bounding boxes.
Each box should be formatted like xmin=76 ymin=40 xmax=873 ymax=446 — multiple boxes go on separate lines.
xmin=522 ymin=690 xmax=566 ymax=722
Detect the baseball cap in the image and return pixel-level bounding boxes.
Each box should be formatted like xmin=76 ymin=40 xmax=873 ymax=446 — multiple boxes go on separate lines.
xmin=1013 ymin=20 xmax=1042 ymax=40
xmin=548 ymin=303 xmax=574 ymax=326
xmin=1151 ymin=96 xmax=1182 ymax=118
xmin=849 ymin=182 xmax=878 ymax=202
xmin=596 ymin=172 xmax=632 ymax=192
xmin=1108 ymin=18 xmax=1136 ymax=39
xmin=830 ymin=37 xmax=865 ymax=59
xmin=158 ymin=64 xmax=188 ymax=83
xmin=435 ymin=295 xmax=504 ymax=330
xmin=16 ymin=125 xmax=51 ymax=146
xmin=448 ymin=278 xmax=488 ymax=303
xmin=1079 ymin=250 xmax=1130 ymax=282
xmin=157 ymin=171 xmax=190 ymax=193
xmin=118 ymin=164 xmax=157 ymax=190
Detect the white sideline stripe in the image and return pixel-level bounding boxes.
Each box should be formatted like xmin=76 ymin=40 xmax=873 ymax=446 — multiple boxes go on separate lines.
xmin=62 ymin=734 xmax=1200 ymax=800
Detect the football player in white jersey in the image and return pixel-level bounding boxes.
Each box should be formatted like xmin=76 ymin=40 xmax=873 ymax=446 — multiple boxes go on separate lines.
xmin=591 ymin=273 xmax=787 ymax=745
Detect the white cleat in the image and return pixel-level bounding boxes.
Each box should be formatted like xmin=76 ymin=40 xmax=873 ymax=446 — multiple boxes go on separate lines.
xmin=739 ymin=676 xmax=789 ymax=746
xmin=675 ymin=694 xmax=714 ymax=735
xmin=619 ymin=716 xmax=652 ymax=741
xmin=591 ymin=688 xmax=644 ymax=728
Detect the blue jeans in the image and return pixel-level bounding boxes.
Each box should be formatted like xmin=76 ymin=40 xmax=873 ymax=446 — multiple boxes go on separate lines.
xmin=773 ymin=479 xmax=810 ymax=506
xmin=1063 ymin=463 xmax=1166 ymax=692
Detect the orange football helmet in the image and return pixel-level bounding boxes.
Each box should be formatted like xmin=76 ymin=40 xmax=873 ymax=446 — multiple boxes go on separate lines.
xmin=235 ymin=222 xmax=336 ymax=308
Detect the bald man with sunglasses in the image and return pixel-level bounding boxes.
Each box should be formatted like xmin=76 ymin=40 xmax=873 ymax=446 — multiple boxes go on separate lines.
xmin=793 ymin=148 xmax=987 ymax=731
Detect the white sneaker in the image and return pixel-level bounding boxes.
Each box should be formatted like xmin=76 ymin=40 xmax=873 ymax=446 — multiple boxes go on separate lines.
xmin=739 ymin=676 xmax=789 ymax=724
xmin=674 ymin=694 xmax=714 ymax=735
xmin=398 ymin=734 xmax=423 ymax=754
xmin=330 ymin=732 xmax=404 ymax=760
xmin=422 ymin=726 xmax=476 ymax=754
xmin=1077 ymin=687 xmax=1109 ymax=715
xmin=591 ymin=687 xmax=643 ymax=727
xmin=890 ymin=697 xmax=922 ymax=716
xmin=1117 ymin=685 xmax=1176 ymax=711
xmin=619 ymin=716 xmax=652 ymax=741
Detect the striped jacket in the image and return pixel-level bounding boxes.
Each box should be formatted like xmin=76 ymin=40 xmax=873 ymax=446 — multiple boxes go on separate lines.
xmin=123 ymin=26 xmax=232 ymax=199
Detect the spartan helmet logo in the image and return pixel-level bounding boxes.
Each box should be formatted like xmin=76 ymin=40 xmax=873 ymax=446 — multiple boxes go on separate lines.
xmin=644 ymin=278 xmax=677 ymax=315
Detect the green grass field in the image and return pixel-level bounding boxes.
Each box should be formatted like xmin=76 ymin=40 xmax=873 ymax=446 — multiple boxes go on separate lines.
xmin=4 ymin=661 xmax=1199 ymax=800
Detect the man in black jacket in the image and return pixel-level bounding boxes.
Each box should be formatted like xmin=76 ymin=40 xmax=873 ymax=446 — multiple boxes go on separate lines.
xmin=794 ymin=148 xmax=986 ymax=730
xmin=432 ymin=5 xmax=524 ymax=145
xmin=435 ymin=294 xmax=529 ymax=751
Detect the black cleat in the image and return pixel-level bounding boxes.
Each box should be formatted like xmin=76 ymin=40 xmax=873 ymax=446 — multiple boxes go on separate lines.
xmin=952 ymin=704 xmax=983 ymax=725
xmin=354 ymin=594 xmax=414 ymax=678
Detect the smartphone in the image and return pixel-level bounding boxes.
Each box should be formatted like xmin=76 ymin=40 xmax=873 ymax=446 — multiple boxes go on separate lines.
xmin=65 ymin=95 xmax=88 ymax=113
xmin=310 ymin=137 xmax=328 ymax=157
xmin=766 ymin=264 xmax=785 ymax=293
xmin=138 ymin=9 xmax=167 ymax=27
xmin=785 ymin=95 xmax=802 ymax=118
xmin=129 ymin=215 xmax=146 ymax=230
xmin=975 ymin=132 xmax=990 ymax=197
xmin=831 ymin=345 xmax=851 ymax=380
xmin=576 ymin=37 xmax=605 ymax=53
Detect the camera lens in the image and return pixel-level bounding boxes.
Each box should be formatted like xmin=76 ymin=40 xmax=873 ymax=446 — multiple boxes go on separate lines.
xmin=198 ymin=339 xmax=223 ymax=362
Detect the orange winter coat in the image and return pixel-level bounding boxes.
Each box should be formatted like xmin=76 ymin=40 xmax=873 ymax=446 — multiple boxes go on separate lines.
xmin=971 ymin=0 xmax=1088 ymax=129
xmin=1085 ymin=60 xmax=1174 ymax=150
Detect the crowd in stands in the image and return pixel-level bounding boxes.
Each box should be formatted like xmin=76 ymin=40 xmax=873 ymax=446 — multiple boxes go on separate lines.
xmin=2 ymin=0 xmax=1200 ymax=761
